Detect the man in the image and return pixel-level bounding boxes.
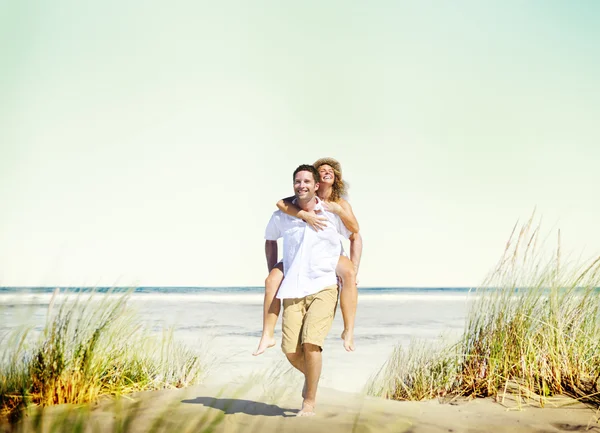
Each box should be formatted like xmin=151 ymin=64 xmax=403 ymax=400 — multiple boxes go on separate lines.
xmin=264 ymin=164 xmax=351 ymax=417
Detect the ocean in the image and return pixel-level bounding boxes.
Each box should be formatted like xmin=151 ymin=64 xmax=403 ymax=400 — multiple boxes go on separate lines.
xmin=0 ymin=287 xmax=476 ymax=393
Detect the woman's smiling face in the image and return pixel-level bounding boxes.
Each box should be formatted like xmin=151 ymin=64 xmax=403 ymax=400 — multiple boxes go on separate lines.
xmin=318 ymin=164 xmax=335 ymax=186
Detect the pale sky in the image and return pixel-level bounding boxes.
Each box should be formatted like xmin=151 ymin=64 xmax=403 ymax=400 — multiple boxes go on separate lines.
xmin=1 ymin=1 xmax=599 ymax=287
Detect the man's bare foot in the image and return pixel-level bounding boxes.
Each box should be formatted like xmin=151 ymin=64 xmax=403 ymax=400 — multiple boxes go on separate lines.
xmin=296 ymin=400 xmax=316 ymax=417
xmin=341 ymin=329 xmax=355 ymax=352
xmin=252 ymin=335 xmax=275 ymax=356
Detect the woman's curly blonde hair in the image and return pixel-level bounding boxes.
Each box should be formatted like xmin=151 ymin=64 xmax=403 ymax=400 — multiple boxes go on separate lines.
xmin=313 ymin=157 xmax=347 ymax=203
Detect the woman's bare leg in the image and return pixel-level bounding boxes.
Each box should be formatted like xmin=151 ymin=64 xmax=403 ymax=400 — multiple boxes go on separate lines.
xmin=336 ymin=256 xmax=357 ymax=351
xmin=253 ymin=263 xmax=284 ymax=356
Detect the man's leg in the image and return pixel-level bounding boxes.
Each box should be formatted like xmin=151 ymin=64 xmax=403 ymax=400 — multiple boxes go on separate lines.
xmin=281 ymin=297 xmax=310 ymax=401
xmin=299 ymin=343 xmax=321 ymax=416
xmin=286 ymin=348 xmax=312 ymax=400
xmin=285 ymin=348 xmax=305 ymax=374
xmin=253 ymin=263 xmax=284 ymax=356
xmin=297 ymin=285 xmax=338 ymax=416
xmin=336 ymin=256 xmax=357 ymax=351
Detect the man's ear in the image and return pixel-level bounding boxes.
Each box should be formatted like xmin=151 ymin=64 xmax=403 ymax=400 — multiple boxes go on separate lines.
xmin=315 ymin=182 xmax=320 ymax=192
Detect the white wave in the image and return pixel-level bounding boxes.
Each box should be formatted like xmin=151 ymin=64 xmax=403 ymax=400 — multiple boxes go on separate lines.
xmin=358 ymin=293 xmax=475 ymax=302
xmin=0 ymin=291 xmax=478 ymax=306
xmin=128 ymin=294 xmax=265 ymax=304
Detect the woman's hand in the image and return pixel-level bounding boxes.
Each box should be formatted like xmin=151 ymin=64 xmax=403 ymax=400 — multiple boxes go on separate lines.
xmin=321 ymin=200 xmax=343 ymax=215
xmin=299 ymin=210 xmax=328 ymax=231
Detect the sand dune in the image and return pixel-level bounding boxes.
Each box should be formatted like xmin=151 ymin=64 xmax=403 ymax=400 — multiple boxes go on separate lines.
xmin=9 ymin=382 xmax=598 ymax=433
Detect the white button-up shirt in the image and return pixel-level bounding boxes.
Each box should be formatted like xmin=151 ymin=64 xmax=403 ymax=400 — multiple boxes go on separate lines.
xmin=264 ymin=197 xmax=351 ymax=299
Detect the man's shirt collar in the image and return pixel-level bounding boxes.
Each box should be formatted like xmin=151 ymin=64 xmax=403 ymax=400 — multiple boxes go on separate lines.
xmin=291 ymin=196 xmax=323 ymax=212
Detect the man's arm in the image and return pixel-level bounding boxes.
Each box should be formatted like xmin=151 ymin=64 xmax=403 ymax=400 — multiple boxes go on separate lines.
xmin=276 ymin=197 xmax=327 ymax=231
xmin=265 ymin=240 xmax=278 ymax=272
xmin=349 ymin=232 xmax=363 ymax=275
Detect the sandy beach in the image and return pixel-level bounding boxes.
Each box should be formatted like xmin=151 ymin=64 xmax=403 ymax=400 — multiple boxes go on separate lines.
xmin=2 ymin=288 xmax=599 ymax=432
xmin=0 ymin=288 xmax=471 ymax=394
xmin=7 ymin=382 xmax=599 ymax=433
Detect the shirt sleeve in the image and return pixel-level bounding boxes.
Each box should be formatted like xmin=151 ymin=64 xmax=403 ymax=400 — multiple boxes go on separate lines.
xmin=335 ymin=215 xmax=352 ymax=240
xmin=264 ymin=212 xmax=282 ymax=240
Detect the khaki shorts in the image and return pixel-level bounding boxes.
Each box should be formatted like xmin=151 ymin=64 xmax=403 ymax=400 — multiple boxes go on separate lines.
xmin=281 ymin=285 xmax=339 ymax=354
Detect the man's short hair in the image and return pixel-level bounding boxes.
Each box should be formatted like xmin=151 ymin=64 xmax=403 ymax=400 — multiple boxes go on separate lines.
xmin=293 ymin=164 xmax=320 ymax=183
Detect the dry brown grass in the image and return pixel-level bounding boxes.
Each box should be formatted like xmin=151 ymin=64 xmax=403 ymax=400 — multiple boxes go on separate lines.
xmin=1 ymin=289 xmax=207 ymax=421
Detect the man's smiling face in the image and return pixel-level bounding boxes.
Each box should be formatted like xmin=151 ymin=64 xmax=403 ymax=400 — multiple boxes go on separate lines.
xmin=294 ymin=170 xmax=319 ymax=201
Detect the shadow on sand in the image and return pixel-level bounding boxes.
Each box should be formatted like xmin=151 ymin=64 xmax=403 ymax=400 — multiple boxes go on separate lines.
xmin=181 ymin=397 xmax=299 ymax=417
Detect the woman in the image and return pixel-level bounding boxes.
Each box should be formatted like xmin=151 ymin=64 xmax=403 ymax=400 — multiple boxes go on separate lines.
xmin=253 ymin=157 xmax=362 ymax=355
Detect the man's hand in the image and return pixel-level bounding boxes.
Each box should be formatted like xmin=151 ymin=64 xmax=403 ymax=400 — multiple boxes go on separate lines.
xmin=299 ymin=210 xmax=328 ymax=231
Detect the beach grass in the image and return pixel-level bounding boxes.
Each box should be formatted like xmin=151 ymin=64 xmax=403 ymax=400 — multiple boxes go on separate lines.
xmin=367 ymin=340 xmax=461 ymax=401
xmin=0 ymin=289 xmax=208 ymax=422
xmin=368 ymin=216 xmax=600 ymax=405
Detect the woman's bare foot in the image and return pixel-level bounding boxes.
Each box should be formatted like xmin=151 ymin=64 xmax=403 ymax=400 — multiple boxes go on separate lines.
xmin=297 ymin=400 xmax=316 ymax=417
xmin=252 ymin=334 xmax=275 ymax=356
xmin=341 ymin=329 xmax=355 ymax=352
